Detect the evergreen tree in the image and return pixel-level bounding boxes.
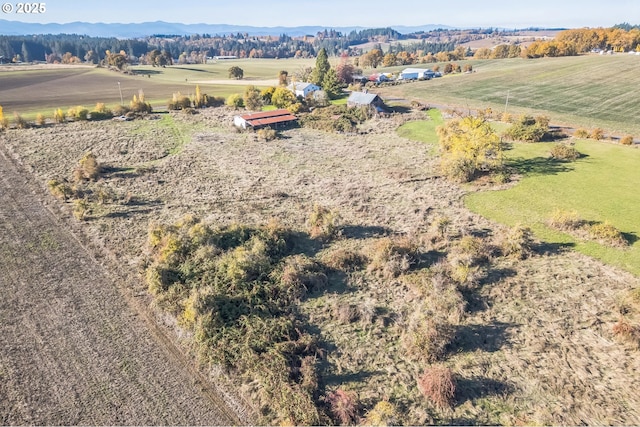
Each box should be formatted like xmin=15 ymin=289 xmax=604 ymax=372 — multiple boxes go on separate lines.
xmin=21 ymin=42 xmax=30 ymax=63
xmin=311 ymin=47 xmax=330 ymax=86
xmin=322 ymin=68 xmax=342 ymax=100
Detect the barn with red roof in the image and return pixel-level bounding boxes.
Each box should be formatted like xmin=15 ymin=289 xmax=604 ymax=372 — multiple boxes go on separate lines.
xmin=233 ymin=109 xmax=298 ymax=130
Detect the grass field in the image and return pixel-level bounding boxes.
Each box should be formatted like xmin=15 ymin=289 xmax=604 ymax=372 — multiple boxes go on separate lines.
xmin=465 ymin=139 xmax=640 ymax=276
xmin=4 ymin=108 xmax=639 ymax=425
xmin=397 ymin=116 xmax=640 ymax=276
xmin=379 ymin=55 xmax=640 ymax=136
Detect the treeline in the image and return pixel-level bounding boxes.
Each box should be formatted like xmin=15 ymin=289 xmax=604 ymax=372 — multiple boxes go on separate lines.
xmin=0 ymin=34 xmax=148 ymax=63
xmin=0 ymin=27 xmax=463 ymax=64
xmin=524 ymin=27 xmax=640 ymax=58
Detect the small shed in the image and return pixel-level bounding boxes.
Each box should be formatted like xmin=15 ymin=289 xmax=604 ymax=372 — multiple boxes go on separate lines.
xmin=234 ymin=109 xmax=298 ymax=130
xmin=288 ymin=82 xmax=321 ymax=98
xmin=346 ymin=92 xmax=386 ymax=112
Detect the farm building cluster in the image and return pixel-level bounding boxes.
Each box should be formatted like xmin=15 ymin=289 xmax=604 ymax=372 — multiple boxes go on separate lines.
xmin=232 ymin=67 xmax=439 ymax=130
xmin=233 ymin=90 xmax=388 ymax=130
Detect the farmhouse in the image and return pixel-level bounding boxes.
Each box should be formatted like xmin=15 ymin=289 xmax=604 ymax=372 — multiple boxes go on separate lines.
xmin=347 ymin=91 xmax=387 ymax=112
xmin=288 ymin=82 xmax=321 ymax=98
xmin=399 ymin=68 xmax=434 ymax=80
xmin=233 ymin=109 xmax=298 ymax=130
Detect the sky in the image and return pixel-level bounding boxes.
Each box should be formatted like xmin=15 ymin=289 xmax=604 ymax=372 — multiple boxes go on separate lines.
xmin=3 ymin=0 xmax=637 ymax=29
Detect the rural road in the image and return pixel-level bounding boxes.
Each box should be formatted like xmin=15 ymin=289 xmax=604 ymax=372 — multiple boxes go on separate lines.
xmin=0 ymin=147 xmax=239 ymax=425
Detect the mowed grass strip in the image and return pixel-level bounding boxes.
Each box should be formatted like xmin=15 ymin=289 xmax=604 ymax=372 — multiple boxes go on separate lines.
xmin=380 ymin=55 xmax=640 ymax=135
xmin=465 ymin=140 xmax=640 ymax=276
xmin=396 ymin=108 xmax=443 ymax=145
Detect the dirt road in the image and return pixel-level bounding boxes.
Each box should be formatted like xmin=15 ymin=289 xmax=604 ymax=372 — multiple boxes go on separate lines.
xmin=0 ymin=147 xmax=238 ymax=425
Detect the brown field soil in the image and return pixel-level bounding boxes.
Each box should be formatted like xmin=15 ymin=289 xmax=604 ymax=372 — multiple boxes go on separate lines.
xmin=0 ymin=66 xmax=198 ymax=114
xmin=0 ymin=146 xmax=242 ymax=424
xmin=1 ymin=108 xmax=639 ymax=424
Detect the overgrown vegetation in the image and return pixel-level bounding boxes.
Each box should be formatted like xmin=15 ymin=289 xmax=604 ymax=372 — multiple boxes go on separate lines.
xmin=144 ymin=216 xmax=330 ymax=425
xmin=503 ymin=115 xmax=550 ymax=142
xmin=437 ymin=115 xmax=502 ymax=182
xmin=299 ymin=104 xmax=372 ymax=133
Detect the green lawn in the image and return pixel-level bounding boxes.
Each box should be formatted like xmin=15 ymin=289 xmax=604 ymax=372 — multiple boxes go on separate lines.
xmin=466 ymin=140 xmax=640 ymax=276
xmin=398 ymin=115 xmax=640 ymax=276
xmin=396 ymin=108 xmax=443 ymax=146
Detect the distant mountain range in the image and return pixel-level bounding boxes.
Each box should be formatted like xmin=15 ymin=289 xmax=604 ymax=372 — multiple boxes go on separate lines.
xmin=0 ymin=20 xmax=453 ymax=38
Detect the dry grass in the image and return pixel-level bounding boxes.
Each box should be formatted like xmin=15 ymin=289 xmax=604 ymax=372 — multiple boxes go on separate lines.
xmin=417 ymin=365 xmax=456 ymax=409
xmin=3 ymin=107 xmax=640 ymax=425
xmin=325 ymin=389 xmax=359 ymax=425
xmin=612 ymin=318 xmax=640 ymax=349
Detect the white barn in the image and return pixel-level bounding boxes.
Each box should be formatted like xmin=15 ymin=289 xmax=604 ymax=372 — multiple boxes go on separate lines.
xmin=399 ymin=68 xmax=434 ymax=80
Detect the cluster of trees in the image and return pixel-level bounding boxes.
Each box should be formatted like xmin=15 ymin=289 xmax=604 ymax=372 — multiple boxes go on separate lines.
xmin=0 ymin=34 xmax=147 ymax=63
xmin=523 ymin=27 xmax=640 ymax=58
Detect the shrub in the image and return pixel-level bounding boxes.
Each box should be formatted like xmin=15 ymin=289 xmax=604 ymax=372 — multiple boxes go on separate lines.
xmin=587 ymin=221 xmax=628 ymax=247
xmin=47 ymin=179 xmax=74 ymax=201
xmin=500 ymin=224 xmax=535 ymax=259
xmin=90 ymin=103 xmax=113 ymax=120
xmin=13 ymin=113 xmax=29 ymax=129
xmin=73 ymin=152 xmax=101 ymax=181
xmin=548 ymin=209 xmax=583 ymax=230
xmin=130 ymin=92 xmax=153 ymax=114
xmin=326 ymin=389 xmax=359 ymax=425
xmin=72 ymin=198 xmax=90 ymax=220
xmin=549 ymin=143 xmax=580 ymax=161
xmin=503 ymin=115 xmax=548 ymax=142
xmin=500 ymin=112 xmax=513 ymax=123
xmin=365 ymin=401 xmax=397 ymax=427
xmin=322 ymin=248 xmax=367 ymax=271
xmin=573 ymin=128 xmax=589 ymax=138
xmin=67 ymin=106 xmax=89 ymax=121
xmin=402 ymin=313 xmax=453 ymax=363
xmin=168 ymin=92 xmax=192 ymax=110
xmin=612 ymin=318 xmax=640 ymax=348
xmin=226 ymin=93 xmax=244 ymax=109
xmin=53 ymin=108 xmax=66 ymax=124
xmin=590 ymin=128 xmax=605 ymax=140
xmin=308 ymin=204 xmax=340 ymax=241
xmin=276 ymin=254 xmax=328 ymax=300
xmin=367 ymin=236 xmax=417 ymax=278
xmin=257 ymin=127 xmax=277 ymax=141
xmin=36 ymin=113 xmax=47 ymax=126
xmin=429 ymin=215 xmax=452 ymax=241
xmin=417 ymin=365 xmax=456 ymax=409
xmin=620 ymin=135 xmax=634 ymax=145
xmin=437 ymin=116 xmax=502 ymax=182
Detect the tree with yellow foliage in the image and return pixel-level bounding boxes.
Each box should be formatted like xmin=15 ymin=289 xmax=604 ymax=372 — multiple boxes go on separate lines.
xmin=437 ymin=116 xmax=502 ymax=182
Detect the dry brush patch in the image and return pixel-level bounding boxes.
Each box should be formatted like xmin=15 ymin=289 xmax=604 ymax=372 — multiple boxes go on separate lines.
xmin=3 ymin=107 xmax=640 ymax=425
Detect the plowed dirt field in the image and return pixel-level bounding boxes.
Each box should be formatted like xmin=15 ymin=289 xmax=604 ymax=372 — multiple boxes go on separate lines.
xmin=0 ymin=148 xmax=237 ymax=425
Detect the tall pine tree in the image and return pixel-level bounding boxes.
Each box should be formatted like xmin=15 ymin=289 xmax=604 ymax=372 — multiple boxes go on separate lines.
xmin=311 ymin=48 xmax=330 ymax=86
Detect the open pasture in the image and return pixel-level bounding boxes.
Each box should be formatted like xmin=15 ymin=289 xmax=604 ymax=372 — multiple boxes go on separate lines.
xmin=379 ymin=55 xmax=640 ymax=135
xmin=465 ymin=139 xmax=640 ymax=276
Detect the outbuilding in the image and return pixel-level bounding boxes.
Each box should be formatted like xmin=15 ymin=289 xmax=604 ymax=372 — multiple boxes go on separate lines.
xmin=399 ymin=68 xmax=434 ymax=80
xmin=233 ymin=109 xmax=298 ymax=130
xmin=346 ymin=91 xmax=387 ymax=113
xmin=288 ymin=82 xmax=321 ymax=98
